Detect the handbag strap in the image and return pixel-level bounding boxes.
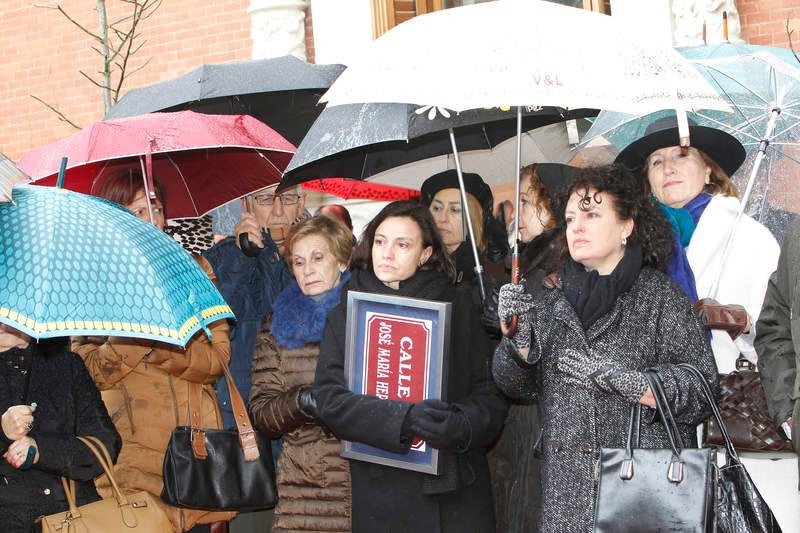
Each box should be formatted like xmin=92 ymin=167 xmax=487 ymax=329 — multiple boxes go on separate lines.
xmin=187 ymin=351 xmax=260 ymax=462
xmin=642 ymin=369 xmax=684 ymax=454
xmin=677 ymin=363 xmax=741 ymax=464
xmin=58 ymin=436 xmax=141 ymax=528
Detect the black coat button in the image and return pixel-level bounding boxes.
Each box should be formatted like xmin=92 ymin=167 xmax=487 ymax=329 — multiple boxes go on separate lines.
xmin=551 ymin=441 xmax=562 ymax=453
xmin=581 ymin=442 xmax=594 ymax=453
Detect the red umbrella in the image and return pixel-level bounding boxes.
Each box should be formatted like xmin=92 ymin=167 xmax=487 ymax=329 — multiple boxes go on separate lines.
xmin=300 ymin=177 xmax=420 ymax=202
xmin=18 ymin=110 xmax=296 ymax=218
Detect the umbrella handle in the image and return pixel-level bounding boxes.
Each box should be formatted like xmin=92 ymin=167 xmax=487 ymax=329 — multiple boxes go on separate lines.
xmin=501 ymin=252 xmax=520 ymax=338
xmin=239 ymin=233 xmax=262 ymax=258
xmin=239 ymin=196 xmax=262 ymax=258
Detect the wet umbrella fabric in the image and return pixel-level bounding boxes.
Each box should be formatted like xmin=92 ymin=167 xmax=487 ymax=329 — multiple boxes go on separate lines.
xmin=18 ymin=110 xmax=295 ymax=219
xmin=103 ymin=55 xmax=345 ymax=147
xmin=281 ymin=103 xmax=595 ymax=187
xmin=577 ymin=45 xmax=800 ymax=243
xmin=320 ymin=0 xmax=729 ymax=114
xmin=0 ymin=185 xmax=234 ymax=346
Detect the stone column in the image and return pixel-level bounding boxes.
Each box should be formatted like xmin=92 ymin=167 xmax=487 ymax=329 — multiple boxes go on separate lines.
xmin=671 ymin=0 xmax=743 ymax=46
xmin=248 ymin=0 xmax=309 ymax=60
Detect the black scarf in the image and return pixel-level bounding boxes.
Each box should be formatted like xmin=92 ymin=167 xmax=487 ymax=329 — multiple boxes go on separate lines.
xmin=560 ymin=243 xmax=643 ymax=329
xmin=350 ymin=268 xmax=451 ymax=301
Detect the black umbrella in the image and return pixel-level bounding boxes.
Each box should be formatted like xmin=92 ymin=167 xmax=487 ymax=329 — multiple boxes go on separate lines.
xmin=104 ymin=55 xmax=346 ymax=146
xmin=280 ymin=103 xmax=596 ymax=300
xmin=280 ymin=103 xmax=596 ymax=187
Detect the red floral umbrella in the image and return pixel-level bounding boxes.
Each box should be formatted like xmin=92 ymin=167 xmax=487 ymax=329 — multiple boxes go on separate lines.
xmin=300 ymin=177 xmax=419 ymax=202
xmin=18 ymin=110 xmax=295 ymax=218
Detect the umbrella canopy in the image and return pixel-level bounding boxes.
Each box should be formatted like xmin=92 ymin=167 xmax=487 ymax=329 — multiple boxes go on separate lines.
xmin=0 ymin=184 xmax=234 ymax=345
xmin=281 ymin=103 xmax=595 ymax=187
xmin=320 ymin=0 xmax=729 ymax=114
xmin=18 ymin=110 xmax=296 ymax=218
xmin=104 ymin=55 xmax=346 ymax=146
xmin=300 ymin=178 xmax=419 ymax=202
xmin=0 ymin=152 xmax=31 ymax=203
xmin=577 ymin=45 xmax=800 ymax=243
xmin=368 ymin=120 xmax=593 ymax=190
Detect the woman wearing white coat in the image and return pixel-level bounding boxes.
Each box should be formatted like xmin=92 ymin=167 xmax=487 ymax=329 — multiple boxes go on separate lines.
xmin=616 ymin=115 xmax=796 ymax=531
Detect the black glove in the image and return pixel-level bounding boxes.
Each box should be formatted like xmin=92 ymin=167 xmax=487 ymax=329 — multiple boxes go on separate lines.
xmin=498 ymin=282 xmax=534 ymax=349
xmin=407 ymin=399 xmax=471 ymax=451
xmin=485 ymin=208 xmax=510 ymax=262
xmin=480 ymin=279 xmax=502 ymax=336
xmin=298 ymin=387 xmax=318 ymax=419
xmin=556 ymin=349 xmax=648 ymax=404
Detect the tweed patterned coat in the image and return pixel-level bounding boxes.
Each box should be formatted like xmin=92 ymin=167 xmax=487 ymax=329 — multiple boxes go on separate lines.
xmin=493 ymin=267 xmax=719 ymax=532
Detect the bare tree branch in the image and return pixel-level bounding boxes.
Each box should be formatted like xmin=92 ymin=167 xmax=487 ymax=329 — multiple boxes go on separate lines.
xmin=787 ymin=18 xmax=800 ymax=66
xmin=33 ymin=0 xmax=161 ymax=119
xmin=30 ymin=95 xmax=82 ymax=130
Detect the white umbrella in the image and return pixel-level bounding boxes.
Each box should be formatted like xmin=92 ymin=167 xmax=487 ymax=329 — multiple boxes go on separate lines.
xmin=321 ymin=0 xmax=730 ymax=116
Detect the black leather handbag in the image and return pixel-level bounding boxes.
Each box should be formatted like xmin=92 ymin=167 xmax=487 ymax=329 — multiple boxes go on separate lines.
xmin=161 ymin=353 xmax=277 ymax=511
xmin=678 ymin=363 xmax=783 ymax=533
xmin=594 ymin=369 xmax=715 ymax=533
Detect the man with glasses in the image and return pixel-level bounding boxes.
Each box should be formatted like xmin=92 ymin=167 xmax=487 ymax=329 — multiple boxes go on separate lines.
xmin=203 ymin=184 xmax=309 ymax=430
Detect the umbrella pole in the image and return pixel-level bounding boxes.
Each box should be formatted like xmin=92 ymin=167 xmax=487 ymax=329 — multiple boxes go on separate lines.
xmin=447 ymin=128 xmax=486 ymax=301
xmin=709 ymin=107 xmax=780 ymax=299
xmin=501 ymin=107 xmax=523 ymax=338
xmin=138 ymin=156 xmax=156 ymax=225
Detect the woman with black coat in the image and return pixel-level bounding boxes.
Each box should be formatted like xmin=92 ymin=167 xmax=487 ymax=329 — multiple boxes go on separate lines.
xmin=0 ymin=326 xmax=121 ymax=532
xmin=313 ymin=201 xmax=509 ymax=533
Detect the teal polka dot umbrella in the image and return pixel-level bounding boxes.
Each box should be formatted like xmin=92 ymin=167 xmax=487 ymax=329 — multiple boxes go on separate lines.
xmin=0 ymin=184 xmax=234 ymax=346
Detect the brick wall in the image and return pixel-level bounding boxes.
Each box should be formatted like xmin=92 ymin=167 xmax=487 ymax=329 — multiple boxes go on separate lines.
xmin=737 ymin=0 xmax=800 ymax=49
xmin=1 ymin=0 xmax=253 ymax=162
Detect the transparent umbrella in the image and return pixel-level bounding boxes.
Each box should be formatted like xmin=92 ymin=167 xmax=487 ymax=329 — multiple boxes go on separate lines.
xmin=577 ymin=45 xmax=800 ymax=297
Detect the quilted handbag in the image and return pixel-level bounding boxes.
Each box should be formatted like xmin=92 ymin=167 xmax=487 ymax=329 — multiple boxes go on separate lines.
xmin=594 ymin=369 xmax=715 ymax=533
xmin=679 ymin=363 xmax=783 ymax=533
xmin=705 ymin=356 xmax=793 ymax=453
xmin=161 ymin=352 xmax=277 ymax=511
xmin=38 ymin=436 xmax=172 ymax=532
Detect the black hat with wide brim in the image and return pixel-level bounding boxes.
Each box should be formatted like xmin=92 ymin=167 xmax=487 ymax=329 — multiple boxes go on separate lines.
xmin=614 ymin=115 xmax=745 ymax=177
xmin=420 ymin=169 xmax=493 ymax=216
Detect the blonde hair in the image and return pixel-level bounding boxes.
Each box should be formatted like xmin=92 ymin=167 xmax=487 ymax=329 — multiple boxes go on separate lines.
xmin=284 ymin=215 xmax=353 ymax=269
xmin=465 ymin=193 xmax=487 ymax=254
xmin=643 ymin=147 xmax=739 ymax=199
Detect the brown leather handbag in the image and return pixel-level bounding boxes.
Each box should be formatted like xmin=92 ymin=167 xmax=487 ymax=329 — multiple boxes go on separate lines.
xmin=705 ymin=356 xmax=793 ymax=453
xmin=38 ymin=436 xmax=172 ymax=532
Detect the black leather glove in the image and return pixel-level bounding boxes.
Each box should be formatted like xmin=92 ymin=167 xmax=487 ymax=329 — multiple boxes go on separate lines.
xmin=556 ymin=349 xmax=648 ymax=404
xmin=485 ymin=208 xmax=510 ymax=263
xmin=407 ymin=399 xmax=471 ymax=451
xmin=480 ymin=279 xmax=502 ymax=336
xmin=298 ymin=387 xmax=318 ymax=419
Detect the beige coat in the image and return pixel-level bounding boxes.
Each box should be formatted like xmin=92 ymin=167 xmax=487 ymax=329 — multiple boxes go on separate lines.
xmin=249 ymin=315 xmax=351 ymax=532
xmin=73 ymin=256 xmax=236 ymax=531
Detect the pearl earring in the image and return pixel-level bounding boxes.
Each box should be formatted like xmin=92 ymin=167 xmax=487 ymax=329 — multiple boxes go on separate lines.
xmin=621 ymin=235 xmax=627 ymax=246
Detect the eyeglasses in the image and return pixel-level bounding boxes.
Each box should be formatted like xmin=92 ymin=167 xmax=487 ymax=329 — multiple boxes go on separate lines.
xmin=252 ymin=193 xmax=301 ymax=206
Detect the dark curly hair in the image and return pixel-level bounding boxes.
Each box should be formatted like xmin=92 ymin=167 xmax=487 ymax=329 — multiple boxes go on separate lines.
xmin=351 ymin=201 xmax=456 ymax=284
xmin=555 ymin=164 xmax=673 ymax=271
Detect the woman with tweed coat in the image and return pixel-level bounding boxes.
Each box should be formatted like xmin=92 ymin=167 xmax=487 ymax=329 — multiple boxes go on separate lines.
xmin=493 ymin=165 xmax=719 ymax=532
